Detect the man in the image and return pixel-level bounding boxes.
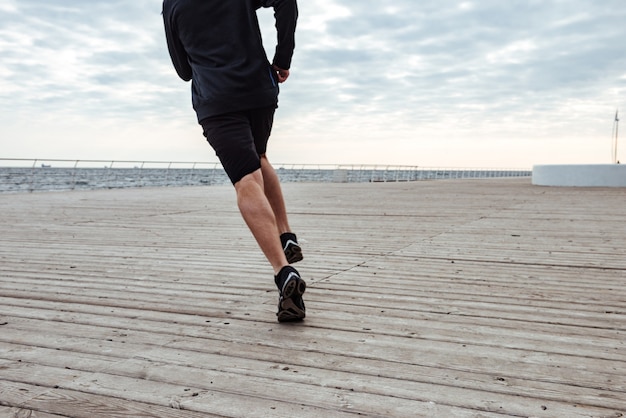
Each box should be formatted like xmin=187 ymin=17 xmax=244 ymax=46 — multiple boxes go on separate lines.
xmin=162 ymin=0 xmax=305 ymax=322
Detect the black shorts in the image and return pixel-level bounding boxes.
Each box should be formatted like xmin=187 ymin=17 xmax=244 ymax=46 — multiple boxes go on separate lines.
xmin=201 ymin=106 xmax=276 ymax=184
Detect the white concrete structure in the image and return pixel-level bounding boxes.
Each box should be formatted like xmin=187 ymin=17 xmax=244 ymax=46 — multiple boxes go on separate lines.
xmin=532 ymin=164 xmax=626 ymax=187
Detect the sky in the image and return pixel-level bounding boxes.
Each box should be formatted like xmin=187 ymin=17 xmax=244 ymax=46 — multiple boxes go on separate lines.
xmin=1 ymin=0 xmax=625 ymax=168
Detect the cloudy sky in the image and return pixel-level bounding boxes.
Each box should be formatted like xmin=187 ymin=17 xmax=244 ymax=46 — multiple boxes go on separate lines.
xmin=1 ymin=0 xmax=625 ymax=168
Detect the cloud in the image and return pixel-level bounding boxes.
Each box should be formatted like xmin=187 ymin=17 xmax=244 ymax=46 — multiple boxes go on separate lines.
xmin=1 ymin=0 xmax=625 ymax=166
xmin=0 ymin=0 xmax=184 ymax=120
xmin=279 ymin=1 xmax=626 ymax=146
xmin=0 ymin=0 xmax=17 ymax=13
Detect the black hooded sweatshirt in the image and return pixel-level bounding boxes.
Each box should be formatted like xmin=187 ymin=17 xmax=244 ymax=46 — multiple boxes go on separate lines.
xmin=162 ymin=0 xmax=298 ymax=123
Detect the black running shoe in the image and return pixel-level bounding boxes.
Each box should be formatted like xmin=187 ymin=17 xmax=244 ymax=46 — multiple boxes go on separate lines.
xmin=275 ymin=266 xmax=306 ymax=322
xmin=280 ymin=232 xmax=303 ymax=264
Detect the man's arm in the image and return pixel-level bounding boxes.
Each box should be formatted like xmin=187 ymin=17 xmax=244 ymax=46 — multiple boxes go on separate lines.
xmin=162 ymin=7 xmax=193 ymax=81
xmin=261 ymin=0 xmax=298 ymax=71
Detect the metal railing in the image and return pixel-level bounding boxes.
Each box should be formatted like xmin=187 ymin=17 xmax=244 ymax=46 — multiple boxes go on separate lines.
xmin=0 ymin=158 xmax=531 ymax=193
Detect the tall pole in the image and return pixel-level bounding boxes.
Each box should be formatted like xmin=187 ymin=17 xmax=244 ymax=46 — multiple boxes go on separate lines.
xmin=612 ymin=110 xmax=619 ymax=164
xmin=615 ymin=110 xmax=619 ymax=163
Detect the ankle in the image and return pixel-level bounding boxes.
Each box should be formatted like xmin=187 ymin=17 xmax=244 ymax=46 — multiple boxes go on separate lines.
xmin=273 ymin=264 xmax=288 ymax=276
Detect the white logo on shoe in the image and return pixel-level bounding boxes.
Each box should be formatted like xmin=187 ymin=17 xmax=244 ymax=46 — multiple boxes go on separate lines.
xmin=282 ymin=239 xmax=298 ymax=251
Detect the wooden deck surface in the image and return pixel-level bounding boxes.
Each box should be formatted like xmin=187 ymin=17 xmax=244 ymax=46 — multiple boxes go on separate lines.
xmin=0 ymin=179 xmax=624 ymax=417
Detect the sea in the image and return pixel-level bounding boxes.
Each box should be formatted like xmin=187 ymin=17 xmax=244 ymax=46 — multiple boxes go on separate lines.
xmin=0 ymin=165 xmax=531 ymax=194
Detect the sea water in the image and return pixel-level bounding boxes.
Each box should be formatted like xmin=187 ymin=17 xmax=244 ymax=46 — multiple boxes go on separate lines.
xmin=0 ymin=166 xmax=531 ymax=193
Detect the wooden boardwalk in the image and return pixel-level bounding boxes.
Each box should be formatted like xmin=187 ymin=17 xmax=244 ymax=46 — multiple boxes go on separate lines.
xmin=0 ymin=179 xmax=624 ymax=417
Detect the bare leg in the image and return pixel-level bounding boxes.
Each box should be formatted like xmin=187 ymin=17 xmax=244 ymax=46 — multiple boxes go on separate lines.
xmin=260 ymin=154 xmax=291 ymax=234
xmin=234 ymin=168 xmax=288 ymax=274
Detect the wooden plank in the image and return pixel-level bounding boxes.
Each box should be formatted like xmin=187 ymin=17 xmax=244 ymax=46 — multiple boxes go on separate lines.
xmin=1 ymin=314 xmax=624 ymax=412
xmin=0 ymin=381 xmax=214 ymax=418
xmin=0 ymin=405 xmax=67 ymax=418
xmin=1 ymin=180 xmax=625 ymax=417
xmin=1 ymin=339 xmax=622 ymax=417
xmin=1 ymin=291 xmax=623 ymax=351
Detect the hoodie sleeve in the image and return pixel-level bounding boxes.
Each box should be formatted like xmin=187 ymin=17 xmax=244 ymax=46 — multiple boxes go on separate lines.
xmin=163 ymin=4 xmax=193 ymax=81
xmin=261 ymin=0 xmax=298 ymax=70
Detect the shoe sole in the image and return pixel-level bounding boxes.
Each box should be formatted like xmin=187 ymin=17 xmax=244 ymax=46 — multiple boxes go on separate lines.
xmin=277 ymin=275 xmax=306 ymax=323
xmin=285 ymin=245 xmax=303 ymax=264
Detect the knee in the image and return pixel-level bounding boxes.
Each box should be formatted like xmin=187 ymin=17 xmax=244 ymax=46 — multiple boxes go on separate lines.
xmin=235 ymin=168 xmax=263 ymax=190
